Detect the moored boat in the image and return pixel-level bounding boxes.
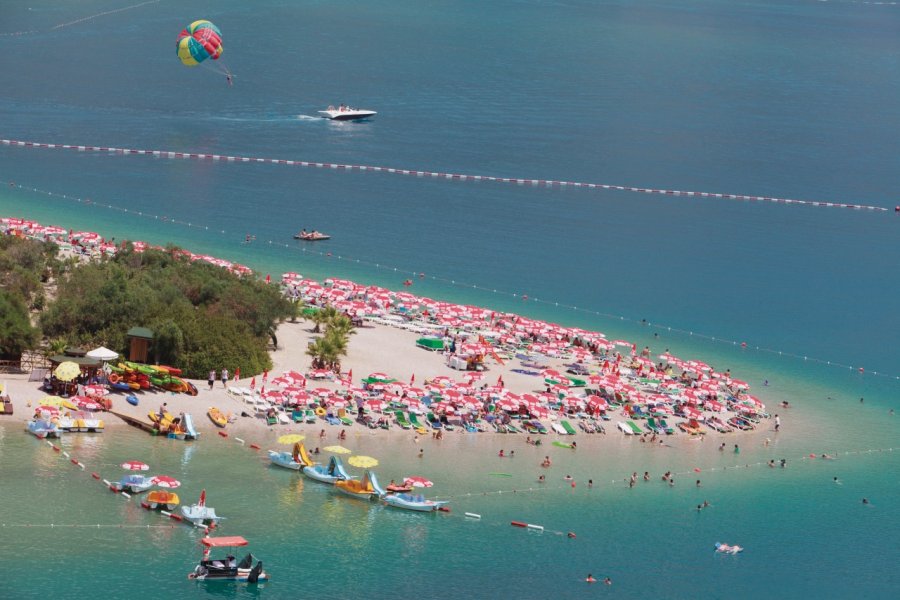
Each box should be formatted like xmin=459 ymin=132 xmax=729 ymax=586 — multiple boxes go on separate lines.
xmin=334 ymin=470 xmax=385 ymax=500
xmin=188 ymin=536 xmax=267 ymax=583
xmin=56 ymin=410 xmax=105 ymax=433
xmin=383 ymin=492 xmax=449 ymax=512
xmin=26 ymin=418 xmax=61 ymax=439
xmin=146 ymin=490 xmax=180 ymax=511
xmin=302 ymin=455 xmax=352 ymax=484
xmin=111 ymin=474 xmax=154 ymax=494
xmin=268 ymin=442 xmax=314 ymax=471
xmin=181 ymin=489 xmax=225 ymax=527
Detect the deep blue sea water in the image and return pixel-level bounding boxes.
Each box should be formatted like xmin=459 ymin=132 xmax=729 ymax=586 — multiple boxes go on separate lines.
xmin=1 ymin=0 xmax=899 ymax=597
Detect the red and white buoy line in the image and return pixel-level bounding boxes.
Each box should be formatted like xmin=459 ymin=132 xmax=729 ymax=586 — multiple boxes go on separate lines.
xmin=5 ymin=178 xmax=900 ymax=384
xmin=0 ymin=0 xmax=161 ymax=37
xmin=38 ymin=438 xmax=212 ymax=534
xmin=1 ymin=138 xmax=892 ymax=213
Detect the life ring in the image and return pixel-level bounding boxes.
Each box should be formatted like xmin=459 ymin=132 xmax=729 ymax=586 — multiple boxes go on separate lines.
xmin=315 ymin=407 xmax=326 ymax=417
xmin=109 ymin=373 xmax=120 ymax=384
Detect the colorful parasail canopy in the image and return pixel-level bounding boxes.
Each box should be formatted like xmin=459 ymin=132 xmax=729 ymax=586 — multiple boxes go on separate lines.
xmin=177 ymin=20 xmax=223 ymax=66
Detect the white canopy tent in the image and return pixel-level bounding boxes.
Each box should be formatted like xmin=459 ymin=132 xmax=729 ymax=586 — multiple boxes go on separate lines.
xmin=86 ymin=346 xmax=119 ymax=362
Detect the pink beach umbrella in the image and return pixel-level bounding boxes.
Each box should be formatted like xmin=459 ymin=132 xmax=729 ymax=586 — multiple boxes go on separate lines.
xmin=403 ymin=476 xmax=433 ymax=488
xmin=121 ymin=460 xmax=149 ymax=471
xmin=151 ymin=475 xmax=181 ymax=489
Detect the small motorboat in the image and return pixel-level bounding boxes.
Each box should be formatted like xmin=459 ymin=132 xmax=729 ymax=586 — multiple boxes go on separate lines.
xmin=181 ymin=489 xmax=225 ymax=527
xmin=188 ymin=536 xmax=267 ymax=583
xmin=26 ymin=418 xmax=62 ymax=439
xmin=146 ymin=490 xmax=180 ymax=511
xmin=302 ymin=455 xmax=353 ymax=485
xmin=715 ymin=542 xmax=744 ymax=554
xmin=293 ymin=231 xmax=331 ymax=241
xmin=383 ymin=492 xmax=449 ymax=512
xmin=111 ymin=474 xmax=154 ymax=494
xmin=318 ymin=105 xmax=376 ymax=121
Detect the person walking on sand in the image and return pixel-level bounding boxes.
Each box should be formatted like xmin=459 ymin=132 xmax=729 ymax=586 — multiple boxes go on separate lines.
xmin=208 ymin=370 xmax=215 ymax=391
xmin=221 ymin=368 xmax=229 ymax=388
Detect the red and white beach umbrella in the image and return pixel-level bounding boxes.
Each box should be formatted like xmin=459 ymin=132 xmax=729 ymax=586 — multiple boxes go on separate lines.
xmin=151 ymin=475 xmax=181 ymax=489
xmin=121 ymin=460 xmax=149 ymax=471
xmin=496 ymin=398 xmax=520 ymax=411
xmin=363 ymin=398 xmax=386 ymax=412
xmin=403 ymin=476 xmax=433 ymax=488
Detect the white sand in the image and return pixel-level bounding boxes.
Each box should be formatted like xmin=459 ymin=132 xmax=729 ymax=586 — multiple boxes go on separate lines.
xmin=1 ymin=319 xmax=767 ymax=450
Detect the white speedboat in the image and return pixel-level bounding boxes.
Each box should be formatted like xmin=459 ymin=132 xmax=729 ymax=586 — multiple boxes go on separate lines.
xmin=318 ymin=105 xmax=376 ymax=121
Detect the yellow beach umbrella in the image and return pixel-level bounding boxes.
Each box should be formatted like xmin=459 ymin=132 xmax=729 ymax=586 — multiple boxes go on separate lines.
xmin=54 ymin=361 xmax=81 ymax=382
xmin=323 ymin=445 xmax=351 ymax=455
xmin=348 ymin=455 xmax=378 ymax=468
xmin=277 ymin=434 xmax=306 ymax=445
xmin=38 ymin=396 xmax=68 ymax=407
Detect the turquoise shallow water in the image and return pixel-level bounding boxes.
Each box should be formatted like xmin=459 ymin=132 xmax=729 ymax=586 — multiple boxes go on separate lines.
xmin=1 ymin=0 xmax=899 ymax=596
xmin=2 ymin=414 xmax=898 ymax=599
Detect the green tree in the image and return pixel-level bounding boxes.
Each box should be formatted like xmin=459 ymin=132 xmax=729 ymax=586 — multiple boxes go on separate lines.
xmin=0 ymin=290 xmax=38 ymax=360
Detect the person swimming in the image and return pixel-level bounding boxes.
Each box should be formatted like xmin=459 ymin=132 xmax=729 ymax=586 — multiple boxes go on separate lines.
xmin=586 ymin=574 xmax=596 ymax=583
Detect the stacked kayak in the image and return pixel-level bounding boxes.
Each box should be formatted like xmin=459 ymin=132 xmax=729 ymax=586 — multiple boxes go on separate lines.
xmin=111 ymin=362 xmax=196 ymax=395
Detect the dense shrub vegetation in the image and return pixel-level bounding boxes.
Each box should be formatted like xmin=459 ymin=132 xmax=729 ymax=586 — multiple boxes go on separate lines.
xmin=38 ymin=245 xmax=292 ymax=377
xmin=0 ymin=236 xmax=58 ymax=359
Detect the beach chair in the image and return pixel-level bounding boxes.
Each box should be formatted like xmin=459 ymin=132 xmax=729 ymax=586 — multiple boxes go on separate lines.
xmin=395 ymin=411 xmax=411 ymax=429
xmin=291 ymin=409 xmax=305 ymax=423
xmin=631 ymin=406 xmax=647 ymax=419
xmin=658 ymin=418 xmax=674 ymax=434
xmin=645 ymin=418 xmax=661 ymax=433
xmin=626 ymin=420 xmax=643 ymax=435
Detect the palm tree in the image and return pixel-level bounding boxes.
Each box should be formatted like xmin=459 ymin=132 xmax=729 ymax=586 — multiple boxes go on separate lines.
xmin=310 ymin=305 xmax=338 ymax=333
xmin=288 ymin=299 xmax=306 ymax=323
xmin=44 ymin=337 xmax=68 ymax=361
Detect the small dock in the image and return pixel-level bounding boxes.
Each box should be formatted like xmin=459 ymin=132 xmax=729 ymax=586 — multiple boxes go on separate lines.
xmin=109 ymin=410 xmax=157 ymax=434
